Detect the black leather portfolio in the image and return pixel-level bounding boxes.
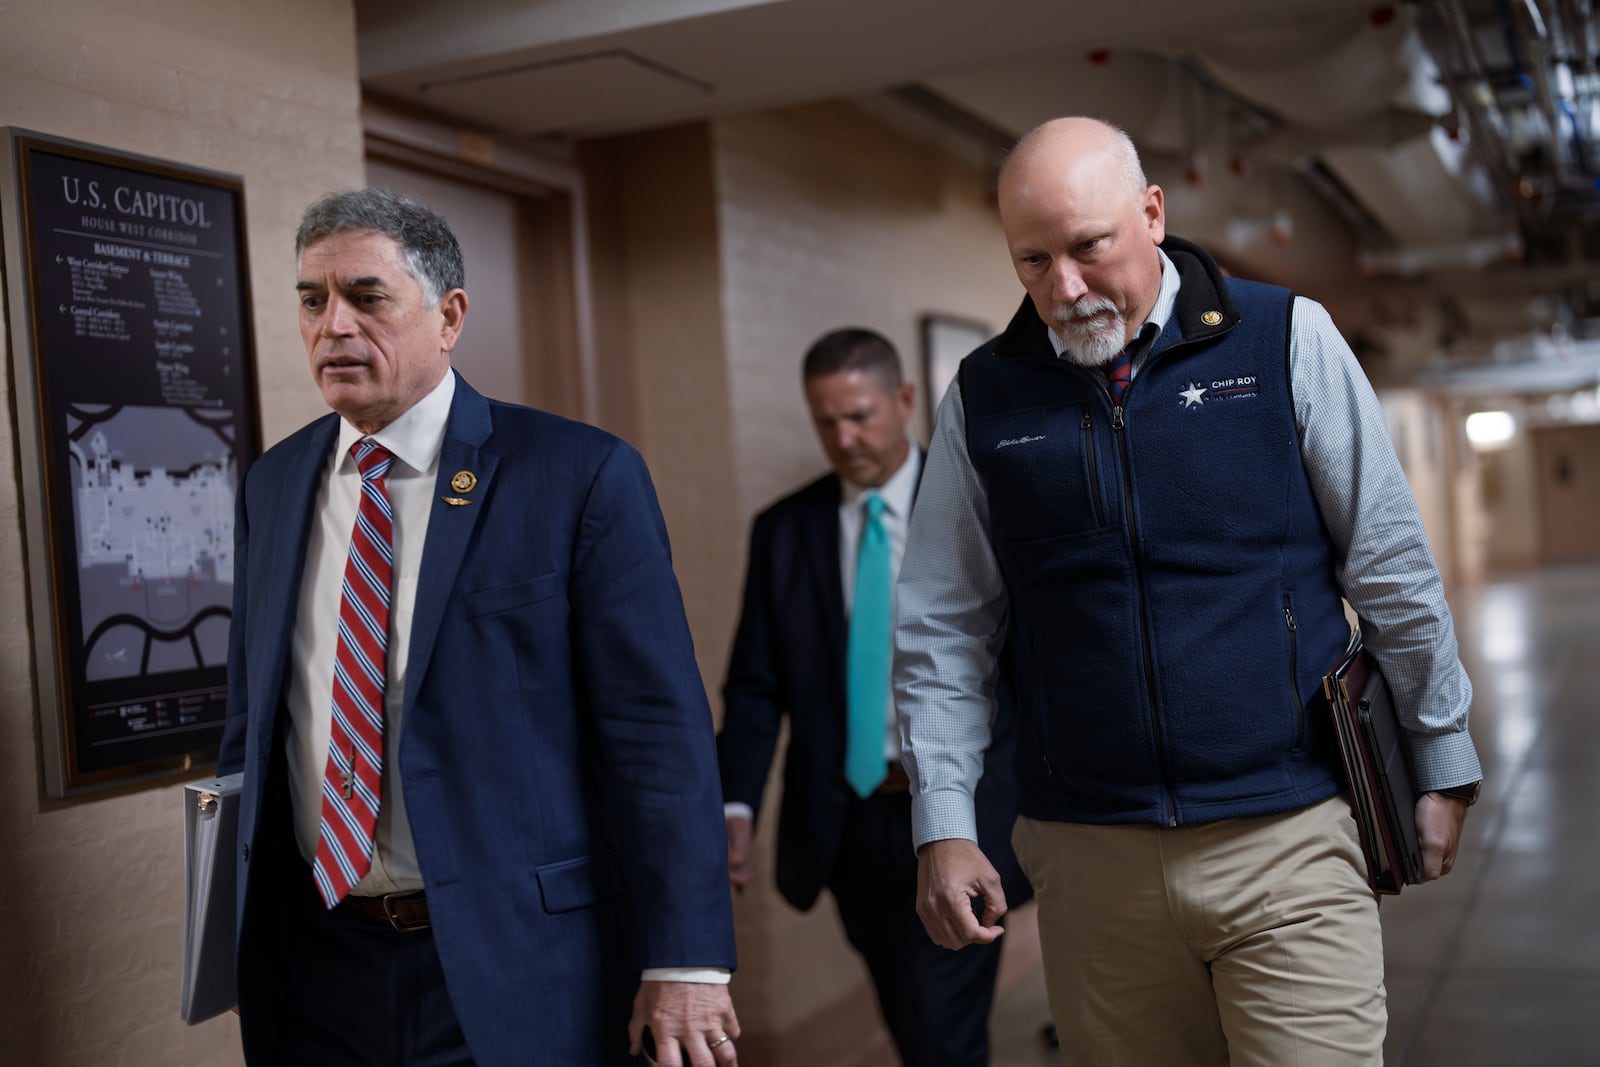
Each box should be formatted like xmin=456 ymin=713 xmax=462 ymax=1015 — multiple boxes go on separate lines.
xmin=1323 ymin=634 xmax=1423 ymax=895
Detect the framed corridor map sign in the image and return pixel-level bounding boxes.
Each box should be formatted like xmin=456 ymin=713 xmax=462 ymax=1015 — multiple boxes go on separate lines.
xmin=1 ymin=130 xmax=262 ymax=796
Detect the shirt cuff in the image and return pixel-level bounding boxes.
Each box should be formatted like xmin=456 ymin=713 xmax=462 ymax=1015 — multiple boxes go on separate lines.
xmin=641 ymin=968 xmax=732 ymax=984
xmin=1407 ymin=729 xmax=1484 ymax=794
xmin=723 ymin=802 xmax=754 ymax=822
xmin=911 ymin=786 xmax=979 ymax=850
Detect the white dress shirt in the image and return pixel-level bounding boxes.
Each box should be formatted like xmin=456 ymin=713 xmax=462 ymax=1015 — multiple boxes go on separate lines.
xmin=285 ymin=371 xmax=455 ymax=895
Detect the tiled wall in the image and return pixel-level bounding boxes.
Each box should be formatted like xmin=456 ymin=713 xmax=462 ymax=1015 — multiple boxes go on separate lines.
xmin=0 ymin=2 xmax=366 ymax=1062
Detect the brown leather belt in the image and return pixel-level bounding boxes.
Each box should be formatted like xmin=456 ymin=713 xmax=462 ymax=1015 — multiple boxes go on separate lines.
xmin=878 ymin=762 xmax=911 ymax=794
xmin=339 ymin=890 xmax=431 ymax=932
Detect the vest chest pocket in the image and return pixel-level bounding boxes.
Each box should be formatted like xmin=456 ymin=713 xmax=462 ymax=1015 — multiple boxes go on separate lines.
xmin=970 ymin=405 xmax=1110 ymax=541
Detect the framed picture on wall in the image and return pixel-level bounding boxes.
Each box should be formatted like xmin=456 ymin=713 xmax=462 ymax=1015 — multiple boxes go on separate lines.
xmin=919 ymin=313 xmax=993 ymax=426
xmin=0 ymin=129 xmax=262 ymax=797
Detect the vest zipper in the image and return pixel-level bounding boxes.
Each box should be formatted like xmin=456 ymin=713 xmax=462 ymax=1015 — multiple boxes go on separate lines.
xmin=1111 ymin=404 xmax=1177 ymax=825
xmin=1080 ymin=412 xmax=1106 ymax=526
xmin=1283 ymin=597 xmax=1306 ymax=749
xmin=1040 ymin=324 xmax=1238 ymax=821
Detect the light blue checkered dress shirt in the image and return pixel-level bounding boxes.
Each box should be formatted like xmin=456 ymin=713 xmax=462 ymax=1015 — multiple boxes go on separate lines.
xmin=894 ymin=250 xmax=1483 ymax=848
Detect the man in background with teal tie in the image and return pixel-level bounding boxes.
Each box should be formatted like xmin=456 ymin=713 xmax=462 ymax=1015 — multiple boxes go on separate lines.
xmin=717 ymin=328 xmax=1028 ymax=1065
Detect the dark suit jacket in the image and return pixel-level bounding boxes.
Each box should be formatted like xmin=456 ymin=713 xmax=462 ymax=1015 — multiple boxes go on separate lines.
xmin=218 ymin=375 xmax=735 ymax=1067
xmin=717 ymin=463 xmax=1028 ymax=912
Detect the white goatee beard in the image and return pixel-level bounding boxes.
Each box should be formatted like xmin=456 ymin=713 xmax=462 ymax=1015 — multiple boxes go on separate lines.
xmin=1052 ymin=297 xmax=1128 ymax=369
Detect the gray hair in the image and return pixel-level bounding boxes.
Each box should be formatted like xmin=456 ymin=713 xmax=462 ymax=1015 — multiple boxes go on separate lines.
xmin=295 ymin=188 xmax=465 ymax=306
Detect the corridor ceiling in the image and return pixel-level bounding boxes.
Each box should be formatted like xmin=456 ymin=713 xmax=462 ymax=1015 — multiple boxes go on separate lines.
xmin=355 ymin=0 xmax=1600 ymax=388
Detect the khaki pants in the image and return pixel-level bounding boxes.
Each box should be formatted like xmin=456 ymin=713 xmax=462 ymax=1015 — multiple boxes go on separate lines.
xmin=1013 ymin=796 xmax=1384 ymax=1067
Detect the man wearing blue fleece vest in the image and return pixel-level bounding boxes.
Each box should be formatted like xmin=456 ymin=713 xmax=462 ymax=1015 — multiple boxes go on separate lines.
xmin=893 ymin=117 xmax=1482 ymax=1066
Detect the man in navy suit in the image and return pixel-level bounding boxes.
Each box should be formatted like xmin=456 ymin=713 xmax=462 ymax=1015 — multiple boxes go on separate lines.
xmin=717 ymin=329 xmax=1027 ymax=1065
xmin=218 ymin=189 xmax=739 ymax=1067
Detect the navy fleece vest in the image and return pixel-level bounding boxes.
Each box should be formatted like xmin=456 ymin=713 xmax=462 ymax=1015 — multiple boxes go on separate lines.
xmin=961 ymin=246 xmax=1349 ymax=827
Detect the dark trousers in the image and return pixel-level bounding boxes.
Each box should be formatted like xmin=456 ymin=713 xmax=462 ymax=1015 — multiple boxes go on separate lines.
xmin=272 ymin=868 xmax=475 ymax=1067
xmin=828 ymin=789 xmax=1004 ymax=1067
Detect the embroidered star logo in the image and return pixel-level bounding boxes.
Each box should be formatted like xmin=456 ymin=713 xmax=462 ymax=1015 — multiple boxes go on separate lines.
xmin=1179 ymin=382 xmax=1208 ymax=409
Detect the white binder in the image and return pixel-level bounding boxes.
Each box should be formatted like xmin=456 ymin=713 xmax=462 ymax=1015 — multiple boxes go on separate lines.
xmin=180 ymin=772 xmax=243 ymax=1024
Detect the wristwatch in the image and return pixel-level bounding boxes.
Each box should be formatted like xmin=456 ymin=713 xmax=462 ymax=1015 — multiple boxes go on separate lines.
xmin=1434 ymin=780 xmax=1482 ymax=806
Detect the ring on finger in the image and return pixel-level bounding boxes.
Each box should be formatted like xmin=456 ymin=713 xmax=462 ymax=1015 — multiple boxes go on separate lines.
xmin=709 ymin=1034 xmax=730 ymax=1049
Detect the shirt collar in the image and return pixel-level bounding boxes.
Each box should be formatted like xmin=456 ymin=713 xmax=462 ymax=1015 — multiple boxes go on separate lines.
xmin=1047 ymin=247 xmax=1180 ymax=360
xmin=840 ymin=437 xmax=921 ymax=517
xmin=334 ymin=370 xmax=457 ymax=476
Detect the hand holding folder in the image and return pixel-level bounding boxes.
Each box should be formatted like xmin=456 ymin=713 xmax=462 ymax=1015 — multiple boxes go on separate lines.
xmin=181 ymin=772 xmax=243 ymax=1023
xmin=1323 ymin=634 xmax=1423 ymax=895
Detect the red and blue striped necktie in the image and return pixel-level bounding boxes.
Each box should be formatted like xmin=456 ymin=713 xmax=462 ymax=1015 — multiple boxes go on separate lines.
xmin=1105 ymin=346 xmax=1134 ymax=402
xmin=312 ymin=438 xmax=394 ymax=907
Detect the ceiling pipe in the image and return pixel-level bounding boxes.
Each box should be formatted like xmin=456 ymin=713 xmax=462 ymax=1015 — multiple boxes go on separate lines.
xmin=1432 ymin=0 xmax=1532 ymax=224
xmin=1552 ymin=0 xmax=1600 ymax=174
xmin=1438 ymin=0 xmax=1495 ymax=78
xmin=1537 ymin=0 xmax=1574 ymax=57
xmin=1520 ymin=0 xmax=1550 ymax=37
xmin=1511 ymin=0 xmax=1600 ymax=187
xmin=1505 ymin=0 xmax=1570 ymax=175
xmin=1568 ymin=0 xmax=1599 ymax=76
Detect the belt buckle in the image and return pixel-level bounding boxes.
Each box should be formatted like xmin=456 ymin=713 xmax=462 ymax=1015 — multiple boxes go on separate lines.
xmin=381 ymin=890 xmax=430 ymax=933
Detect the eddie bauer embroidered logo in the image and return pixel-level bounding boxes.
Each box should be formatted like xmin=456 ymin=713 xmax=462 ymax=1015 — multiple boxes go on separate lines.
xmin=1179 ymin=382 xmax=1208 ymax=409
xmin=996 ymin=435 xmax=1047 ymax=449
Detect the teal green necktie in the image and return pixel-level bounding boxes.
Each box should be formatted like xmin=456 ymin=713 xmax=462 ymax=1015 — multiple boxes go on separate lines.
xmin=846 ymin=493 xmax=891 ymax=797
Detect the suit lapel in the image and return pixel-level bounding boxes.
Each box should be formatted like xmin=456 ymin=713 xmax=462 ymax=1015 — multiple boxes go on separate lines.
xmin=806 ymin=476 xmax=848 ymax=680
xmin=404 ymin=375 xmax=499 ymax=711
xmin=253 ymin=417 xmax=338 ymax=748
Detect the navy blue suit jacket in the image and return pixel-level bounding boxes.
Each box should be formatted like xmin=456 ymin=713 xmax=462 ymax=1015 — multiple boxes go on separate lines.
xmin=219 ymin=375 xmax=735 ymax=1066
xmin=717 ymin=465 xmax=1029 ymax=912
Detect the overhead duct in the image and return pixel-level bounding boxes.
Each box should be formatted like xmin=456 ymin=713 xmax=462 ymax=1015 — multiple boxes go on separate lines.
xmin=1423 ymin=0 xmax=1600 ymax=242
xmin=1359 ymin=230 xmax=1525 ymax=275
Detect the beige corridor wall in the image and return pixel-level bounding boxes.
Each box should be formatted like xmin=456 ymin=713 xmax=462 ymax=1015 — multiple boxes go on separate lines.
xmin=1471 ymin=399 xmax=1542 ymax=572
xmin=714 ymin=102 xmax=1024 ymax=514
xmin=0 ymin=2 xmax=366 ymax=1062
xmin=578 ymin=124 xmax=746 ymax=701
xmin=706 ymin=101 xmax=1026 ymax=1038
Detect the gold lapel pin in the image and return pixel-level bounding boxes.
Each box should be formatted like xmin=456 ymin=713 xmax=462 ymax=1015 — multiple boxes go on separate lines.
xmin=1201 ymin=310 xmax=1224 ymax=327
xmin=450 ymin=470 xmax=477 ymax=493
xmin=440 ymin=496 xmax=472 ymax=507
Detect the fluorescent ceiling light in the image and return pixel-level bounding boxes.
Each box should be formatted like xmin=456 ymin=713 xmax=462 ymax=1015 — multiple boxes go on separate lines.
xmin=1465 ymin=410 xmax=1517 ymax=448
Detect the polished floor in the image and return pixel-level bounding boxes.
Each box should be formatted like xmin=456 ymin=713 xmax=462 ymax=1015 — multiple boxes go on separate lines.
xmin=986 ymin=562 xmax=1600 ymax=1066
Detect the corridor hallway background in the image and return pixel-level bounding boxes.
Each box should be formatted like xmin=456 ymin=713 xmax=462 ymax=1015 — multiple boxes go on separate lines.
xmin=3 ymin=2 xmax=1599 ymax=1063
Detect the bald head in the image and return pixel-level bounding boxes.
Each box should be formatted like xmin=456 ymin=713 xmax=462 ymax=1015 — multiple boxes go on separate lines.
xmin=999 ymin=118 xmax=1148 ymax=221
xmin=996 ymin=117 xmax=1165 ymax=367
